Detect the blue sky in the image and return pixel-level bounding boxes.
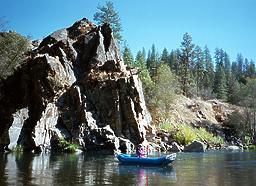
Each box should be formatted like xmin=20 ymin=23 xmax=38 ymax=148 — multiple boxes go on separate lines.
xmin=1 ymin=0 xmax=256 ymax=62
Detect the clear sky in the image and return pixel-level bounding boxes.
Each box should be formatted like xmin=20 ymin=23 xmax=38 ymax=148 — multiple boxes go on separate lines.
xmin=1 ymin=0 xmax=256 ymax=62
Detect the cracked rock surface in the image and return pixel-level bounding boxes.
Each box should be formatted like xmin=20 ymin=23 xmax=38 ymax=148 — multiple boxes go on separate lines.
xmin=0 ymin=18 xmax=152 ymax=153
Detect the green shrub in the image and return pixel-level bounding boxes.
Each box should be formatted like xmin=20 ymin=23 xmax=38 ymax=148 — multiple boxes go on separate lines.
xmin=59 ymin=138 xmax=79 ymax=153
xmin=0 ymin=31 xmax=30 ymax=80
xmin=247 ymin=145 xmax=256 ymax=150
xmin=196 ymin=127 xmax=224 ymax=144
xmin=11 ymin=145 xmax=24 ymax=153
xmin=159 ymin=123 xmax=224 ymax=146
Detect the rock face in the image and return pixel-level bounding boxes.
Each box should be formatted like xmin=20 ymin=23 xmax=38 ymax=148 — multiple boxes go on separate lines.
xmin=0 ymin=18 xmax=152 ymax=152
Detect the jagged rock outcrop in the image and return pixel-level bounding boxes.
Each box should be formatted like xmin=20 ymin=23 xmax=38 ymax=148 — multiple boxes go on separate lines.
xmin=0 ymin=18 xmax=152 ymax=152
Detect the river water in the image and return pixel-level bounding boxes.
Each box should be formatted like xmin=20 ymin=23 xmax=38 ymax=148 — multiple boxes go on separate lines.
xmin=0 ymin=151 xmax=256 ymax=186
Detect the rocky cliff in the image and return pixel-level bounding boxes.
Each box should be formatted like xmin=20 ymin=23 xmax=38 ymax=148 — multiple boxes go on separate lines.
xmin=0 ymin=18 xmax=152 ymax=153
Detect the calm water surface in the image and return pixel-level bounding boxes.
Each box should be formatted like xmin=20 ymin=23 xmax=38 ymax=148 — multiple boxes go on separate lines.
xmin=0 ymin=151 xmax=256 ymax=185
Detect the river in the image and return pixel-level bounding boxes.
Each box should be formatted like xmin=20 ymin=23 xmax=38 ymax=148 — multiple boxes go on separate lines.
xmin=0 ymin=151 xmax=256 ymax=185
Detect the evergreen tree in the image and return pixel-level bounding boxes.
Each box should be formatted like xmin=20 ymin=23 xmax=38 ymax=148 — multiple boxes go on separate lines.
xmin=214 ymin=67 xmax=228 ymax=100
xmin=228 ymin=73 xmax=241 ymax=103
xmin=134 ymin=50 xmax=152 ymax=88
xmin=203 ymin=45 xmax=214 ymax=89
xmin=248 ymin=60 xmax=256 ymax=78
xmin=160 ymin=47 xmax=169 ymax=64
xmin=122 ymin=46 xmax=133 ymax=66
xmin=93 ymin=1 xmax=122 ymax=42
xmin=146 ymin=44 xmax=158 ymax=77
xmin=231 ymin=61 xmax=238 ymax=78
xmin=243 ymin=58 xmax=250 ymax=78
xmin=214 ymin=48 xmax=228 ymax=100
xmin=224 ymin=52 xmax=231 ymax=82
xmin=179 ymin=33 xmax=195 ymax=97
xmin=236 ymin=53 xmax=244 ymax=81
xmin=194 ymin=45 xmax=205 ymax=94
xmin=169 ymin=49 xmax=180 ymax=74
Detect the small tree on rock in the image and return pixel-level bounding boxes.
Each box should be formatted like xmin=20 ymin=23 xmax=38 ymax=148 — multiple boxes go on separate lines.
xmin=93 ymin=1 xmax=122 ymax=43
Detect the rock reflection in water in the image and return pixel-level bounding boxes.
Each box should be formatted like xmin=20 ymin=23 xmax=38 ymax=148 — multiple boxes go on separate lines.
xmin=1 ymin=151 xmax=256 ymax=185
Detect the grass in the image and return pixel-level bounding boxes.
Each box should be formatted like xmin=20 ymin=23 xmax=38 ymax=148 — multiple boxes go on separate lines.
xmin=59 ymin=138 xmax=79 ymax=153
xmin=11 ymin=145 xmax=24 ymax=153
xmin=159 ymin=122 xmax=224 ymax=146
xmin=244 ymin=145 xmax=256 ymax=151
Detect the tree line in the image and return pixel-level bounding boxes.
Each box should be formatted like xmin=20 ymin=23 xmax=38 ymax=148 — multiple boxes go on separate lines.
xmin=122 ymin=33 xmax=256 ymax=144
xmin=123 ymin=33 xmax=256 ymax=103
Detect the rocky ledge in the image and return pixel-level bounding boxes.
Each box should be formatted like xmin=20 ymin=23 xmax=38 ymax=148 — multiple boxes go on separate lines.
xmin=0 ymin=18 xmax=153 ymax=153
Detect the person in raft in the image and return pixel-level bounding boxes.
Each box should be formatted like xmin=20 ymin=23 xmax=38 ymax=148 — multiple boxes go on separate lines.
xmin=136 ymin=144 xmax=146 ymax=158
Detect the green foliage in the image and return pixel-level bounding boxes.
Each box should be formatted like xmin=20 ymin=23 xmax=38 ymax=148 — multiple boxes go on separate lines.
xmin=246 ymin=145 xmax=256 ymax=150
xmin=160 ymin=123 xmax=224 ymax=146
xmin=194 ymin=45 xmax=205 ymax=94
xmin=196 ymin=127 xmax=224 ymax=144
xmin=0 ymin=31 xmax=30 ymax=80
xmin=146 ymin=44 xmax=158 ymax=77
xmin=179 ymin=33 xmax=195 ymax=97
xmin=146 ymin=64 xmax=179 ymax=123
xmin=59 ymin=138 xmax=79 ymax=153
xmin=134 ymin=49 xmax=154 ymax=89
xmin=227 ymin=74 xmax=242 ymax=103
xmin=151 ymin=64 xmax=179 ymax=109
xmin=203 ymin=45 xmax=214 ymax=90
xmin=160 ymin=47 xmax=169 ymax=64
xmin=122 ymin=46 xmax=133 ymax=66
xmin=11 ymin=145 xmax=24 ymax=154
xmin=214 ymin=66 xmax=228 ymax=100
xmin=169 ymin=49 xmax=180 ymax=74
xmin=93 ymin=1 xmax=122 ymax=42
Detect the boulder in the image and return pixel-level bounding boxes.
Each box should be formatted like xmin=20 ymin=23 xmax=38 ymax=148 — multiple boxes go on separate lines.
xmin=226 ymin=145 xmax=242 ymax=151
xmin=184 ymin=141 xmax=206 ymax=152
xmin=168 ymin=142 xmax=183 ymax=152
xmin=0 ymin=18 xmax=152 ymax=153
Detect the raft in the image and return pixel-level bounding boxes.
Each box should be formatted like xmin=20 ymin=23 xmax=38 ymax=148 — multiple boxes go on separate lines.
xmin=116 ymin=153 xmax=176 ymax=166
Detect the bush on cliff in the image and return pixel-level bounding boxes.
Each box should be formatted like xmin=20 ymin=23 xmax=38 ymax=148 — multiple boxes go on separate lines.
xmin=58 ymin=138 xmax=79 ymax=153
xmin=0 ymin=31 xmax=30 ymax=80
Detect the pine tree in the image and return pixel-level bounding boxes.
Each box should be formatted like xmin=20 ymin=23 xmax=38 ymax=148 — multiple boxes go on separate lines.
xmin=179 ymin=33 xmax=195 ymax=97
xmin=160 ymin=47 xmax=169 ymax=64
xmin=236 ymin=53 xmax=244 ymax=81
xmin=214 ymin=67 xmax=228 ymax=100
xmin=194 ymin=45 xmax=205 ymax=94
xmin=231 ymin=61 xmax=238 ymax=78
xmin=169 ymin=49 xmax=180 ymax=74
xmin=214 ymin=48 xmax=228 ymax=100
xmin=93 ymin=1 xmax=122 ymax=42
xmin=122 ymin=46 xmax=133 ymax=66
xmin=224 ymin=52 xmax=231 ymax=82
xmin=146 ymin=44 xmax=158 ymax=77
xmin=228 ymin=73 xmax=241 ymax=103
xmin=134 ymin=50 xmax=153 ymax=88
xmin=203 ymin=45 xmax=214 ymax=89
xmin=248 ymin=60 xmax=256 ymax=78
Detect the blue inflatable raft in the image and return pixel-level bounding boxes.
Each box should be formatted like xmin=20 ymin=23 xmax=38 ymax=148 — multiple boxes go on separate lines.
xmin=116 ymin=153 xmax=176 ymax=166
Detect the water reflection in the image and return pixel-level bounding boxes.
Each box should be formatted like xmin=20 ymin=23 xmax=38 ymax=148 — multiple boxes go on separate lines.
xmin=0 ymin=151 xmax=256 ymax=185
xmin=118 ymin=165 xmax=177 ymax=185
